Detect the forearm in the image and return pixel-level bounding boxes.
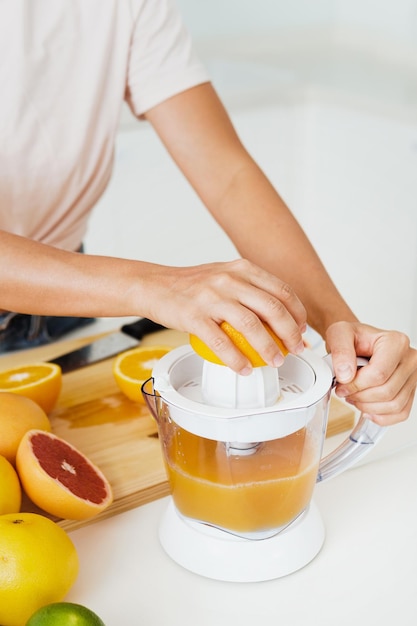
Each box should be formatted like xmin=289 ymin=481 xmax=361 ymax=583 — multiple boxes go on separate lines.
xmin=0 ymin=230 xmax=153 ymax=318
xmin=209 ymin=161 xmax=359 ymax=337
xmin=0 ymin=229 xmax=309 ymax=372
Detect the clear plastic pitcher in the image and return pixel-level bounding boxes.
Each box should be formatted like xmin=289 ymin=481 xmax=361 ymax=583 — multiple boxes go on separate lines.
xmin=142 ymin=345 xmax=385 ymax=540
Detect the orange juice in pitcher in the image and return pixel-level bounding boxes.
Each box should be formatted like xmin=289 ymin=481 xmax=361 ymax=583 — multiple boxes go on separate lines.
xmin=164 ymin=424 xmax=320 ymax=533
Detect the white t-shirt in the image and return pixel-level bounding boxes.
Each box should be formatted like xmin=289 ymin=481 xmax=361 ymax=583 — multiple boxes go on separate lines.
xmin=0 ymin=0 xmax=209 ymax=251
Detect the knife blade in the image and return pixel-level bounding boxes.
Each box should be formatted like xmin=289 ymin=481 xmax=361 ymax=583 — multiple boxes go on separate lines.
xmin=51 ymin=318 xmax=166 ymax=374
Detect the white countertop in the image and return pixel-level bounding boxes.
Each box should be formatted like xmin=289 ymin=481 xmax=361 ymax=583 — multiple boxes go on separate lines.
xmin=66 ymin=425 xmax=417 ymax=626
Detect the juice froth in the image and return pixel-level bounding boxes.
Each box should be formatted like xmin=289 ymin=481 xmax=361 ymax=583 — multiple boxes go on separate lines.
xmin=163 ymin=425 xmax=320 ymax=534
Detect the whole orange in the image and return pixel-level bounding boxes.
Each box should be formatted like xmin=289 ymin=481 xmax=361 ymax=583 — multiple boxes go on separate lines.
xmin=0 ymin=455 xmax=22 ymax=514
xmin=0 ymin=392 xmax=51 ymax=464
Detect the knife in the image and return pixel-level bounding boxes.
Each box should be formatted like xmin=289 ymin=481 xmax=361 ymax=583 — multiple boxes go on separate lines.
xmin=51 ymin=318 xmax=167 ymax=374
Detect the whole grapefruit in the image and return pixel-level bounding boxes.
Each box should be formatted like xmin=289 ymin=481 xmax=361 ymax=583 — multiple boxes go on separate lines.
xmin=0 ymin=513 xmax=79 ymax=626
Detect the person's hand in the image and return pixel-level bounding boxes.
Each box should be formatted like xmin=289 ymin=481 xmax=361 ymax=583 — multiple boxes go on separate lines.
xmin=325 ymin=321 xmax=417 ymax=425
xmin=147 ymin=258 xmax=306 ymax=374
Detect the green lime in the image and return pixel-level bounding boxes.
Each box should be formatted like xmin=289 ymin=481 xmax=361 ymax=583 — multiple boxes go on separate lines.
xmin=25 ymin=602 xmax=106 ymax=626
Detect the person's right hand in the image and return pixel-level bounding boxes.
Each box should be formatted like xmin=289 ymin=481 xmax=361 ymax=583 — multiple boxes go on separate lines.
xmin=326 ymin=321 xmax=417 ymax=425
xmin=143 ymin=258 xmax=307 ymax=374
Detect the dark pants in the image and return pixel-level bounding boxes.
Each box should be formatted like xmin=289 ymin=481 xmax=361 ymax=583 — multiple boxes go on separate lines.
xmin=0 ymin=312 xmax=95 ymax=352
xmin=0 ymin=244 xmax=95 ymax=353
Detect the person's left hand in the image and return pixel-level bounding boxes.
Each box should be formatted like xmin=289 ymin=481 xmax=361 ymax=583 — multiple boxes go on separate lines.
xmin=325 ymin=321 xmax=417 ymax=425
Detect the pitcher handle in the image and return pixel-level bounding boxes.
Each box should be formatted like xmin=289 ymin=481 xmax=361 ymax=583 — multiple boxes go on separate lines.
xmin=317 ymin=355 xmax=386 ymax=482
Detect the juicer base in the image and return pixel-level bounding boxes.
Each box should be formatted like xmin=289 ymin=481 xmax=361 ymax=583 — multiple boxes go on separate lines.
xmin=159 ymin=500 xmax=325 ymax=582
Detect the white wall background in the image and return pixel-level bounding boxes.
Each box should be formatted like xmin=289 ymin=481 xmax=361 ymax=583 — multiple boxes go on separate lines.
xmin=176 ymin=0 xmax=417 ymax=53
xmin=176 ymin=0 xmax=335 ymax=36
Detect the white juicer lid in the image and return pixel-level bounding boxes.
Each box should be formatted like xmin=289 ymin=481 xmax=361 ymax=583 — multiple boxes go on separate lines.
xmin=152 ymin=345 xmax=333 ymax=442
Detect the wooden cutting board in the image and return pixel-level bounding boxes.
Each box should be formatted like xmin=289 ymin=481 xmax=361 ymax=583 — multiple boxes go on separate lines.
xmin=0 ymin=327 xmax=355 ymax=532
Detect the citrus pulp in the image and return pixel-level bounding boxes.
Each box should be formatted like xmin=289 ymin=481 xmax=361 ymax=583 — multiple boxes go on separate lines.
xmin=25 ymin=602 xmax=106 ymax=626
xmin=16 ymin=429 xmax=113 ymax=520
xmin=0 ymin=455 xmax=22 ymax=514
xmin=0 ymin=512 xmax=79 ymax=626
xmin=190 ymin=321 xmax=288 ymax=367
xmin=0 ymin=362 xmax=62 ymax=414
xmin=0 ymin=392 xmax=51 ymax=464
xmin=113 ymin=345 xmax=173 ymax=402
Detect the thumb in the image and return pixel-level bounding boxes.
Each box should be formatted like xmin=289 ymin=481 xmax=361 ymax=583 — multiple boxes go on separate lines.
xmin=326 ymin=321 xmax=358 ymax=384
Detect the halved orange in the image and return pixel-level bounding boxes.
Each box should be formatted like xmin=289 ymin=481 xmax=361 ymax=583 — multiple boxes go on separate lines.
xmin=190 ymin=321 xmax=288 ymax=367
xmin=0 ymin=362 xmax=62 ymax=414
xmin=16 ymin=430 xmax=113 ymax=520
xmin=113 ymin=345 xmax=173 ymax=403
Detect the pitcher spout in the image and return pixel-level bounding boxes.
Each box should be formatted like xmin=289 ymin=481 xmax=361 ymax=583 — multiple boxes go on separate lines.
xmin=141 ymin=377 xmax=159 ymax=422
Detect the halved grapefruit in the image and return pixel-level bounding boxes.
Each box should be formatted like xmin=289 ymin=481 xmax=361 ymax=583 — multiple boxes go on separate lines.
xmin=16 ymin=430 xmax=113 ymax=520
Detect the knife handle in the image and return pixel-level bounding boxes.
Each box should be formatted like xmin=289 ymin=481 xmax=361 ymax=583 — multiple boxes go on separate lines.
xmin=121 ymin=318 xmax=167 ymax=340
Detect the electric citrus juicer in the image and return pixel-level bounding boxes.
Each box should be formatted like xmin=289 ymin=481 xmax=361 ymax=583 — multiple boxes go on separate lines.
xmin=142 ymin=336 xmax=385 ymax=582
